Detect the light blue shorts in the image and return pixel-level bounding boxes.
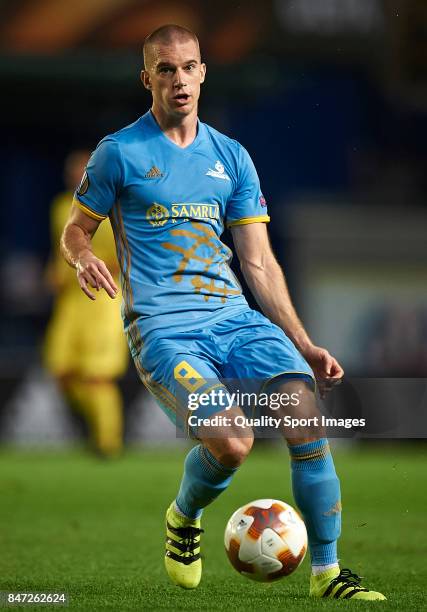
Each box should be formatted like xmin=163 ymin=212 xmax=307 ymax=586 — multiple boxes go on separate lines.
xmin=135 ymin=309 xmax=314 ymax=434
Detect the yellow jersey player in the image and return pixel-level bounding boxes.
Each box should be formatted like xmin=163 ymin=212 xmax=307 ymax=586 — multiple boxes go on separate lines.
xmin=44 ymin=150 xmax=128 ymax=457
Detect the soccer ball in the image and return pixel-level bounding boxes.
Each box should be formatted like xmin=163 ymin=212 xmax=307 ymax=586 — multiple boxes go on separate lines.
xmin=224 ymin=499 xmax=307 ymax=582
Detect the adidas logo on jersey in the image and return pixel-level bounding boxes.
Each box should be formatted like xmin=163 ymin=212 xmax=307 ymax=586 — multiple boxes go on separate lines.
xmin=144 ymin=166 xmax=164 ymax=179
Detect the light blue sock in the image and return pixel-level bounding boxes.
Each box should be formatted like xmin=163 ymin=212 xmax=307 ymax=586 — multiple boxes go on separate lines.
xmin=175 ymin=445 xmax=237 ymax=519
xmin=289 ymin=439 xmax=341 ymax=566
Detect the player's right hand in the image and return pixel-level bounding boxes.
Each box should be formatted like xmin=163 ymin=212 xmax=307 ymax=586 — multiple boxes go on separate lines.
xmin=76 ymin=249 xmax=118 ymax=300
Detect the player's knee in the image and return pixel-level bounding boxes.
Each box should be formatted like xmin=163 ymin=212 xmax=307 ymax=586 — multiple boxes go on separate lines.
xmin=279 ymin=381 xmax=325 ymax=444
xmin=209 ymin=435 xmax=253 ymax=468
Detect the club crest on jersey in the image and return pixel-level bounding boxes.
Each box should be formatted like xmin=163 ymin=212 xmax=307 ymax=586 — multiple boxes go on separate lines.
xmin=146 ymin=203 xmax=169 ymax=226
xmin=206 ymin=160 xmax=230 ymax=181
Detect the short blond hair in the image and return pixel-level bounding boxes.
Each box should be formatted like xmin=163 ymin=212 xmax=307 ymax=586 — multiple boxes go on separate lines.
xmin=143 ymin=24 xmax=201 ymax=70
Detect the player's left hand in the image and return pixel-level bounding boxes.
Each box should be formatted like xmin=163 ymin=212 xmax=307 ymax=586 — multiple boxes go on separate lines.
xmin=302 ymin=345 xmax=344 ymax=399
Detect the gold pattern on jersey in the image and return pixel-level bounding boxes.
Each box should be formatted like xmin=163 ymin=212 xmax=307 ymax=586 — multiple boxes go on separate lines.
xmin=162 ymin=222 xmax=242 ymax=303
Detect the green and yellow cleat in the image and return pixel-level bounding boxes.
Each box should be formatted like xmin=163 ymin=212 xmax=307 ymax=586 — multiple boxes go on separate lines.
xmin=164 ymin=503 xmax=203 ymax=589
xmin=310 ymin=567 xmax=386 ymax=601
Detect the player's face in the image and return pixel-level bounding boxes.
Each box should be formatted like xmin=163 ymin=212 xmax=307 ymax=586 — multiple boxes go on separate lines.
xmin=142 ymin=40 xmax=206 ymax=119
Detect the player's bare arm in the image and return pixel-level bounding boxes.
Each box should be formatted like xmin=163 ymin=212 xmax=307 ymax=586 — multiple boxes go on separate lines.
xmin=60 ymin=202 xmax=118 ymax=301
xmin=231 ymin=222 xmax=344 ymax=394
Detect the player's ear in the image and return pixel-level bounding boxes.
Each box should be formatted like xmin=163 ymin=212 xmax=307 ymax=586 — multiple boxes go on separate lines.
xmin=141 ymin=70 xmax=152 ymax=90
xmin=200 ymin=62 xmax=206 ymax=84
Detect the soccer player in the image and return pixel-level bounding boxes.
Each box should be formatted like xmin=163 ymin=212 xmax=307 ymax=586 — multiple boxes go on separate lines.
xmin=44 ymin=150 xmax=128 ymax=457
xmin=60 ymin=26 xmax=385 ymax=600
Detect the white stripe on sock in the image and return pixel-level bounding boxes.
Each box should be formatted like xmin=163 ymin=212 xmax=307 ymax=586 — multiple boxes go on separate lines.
xmin=311 ymin=562 xmax=339 ymax=576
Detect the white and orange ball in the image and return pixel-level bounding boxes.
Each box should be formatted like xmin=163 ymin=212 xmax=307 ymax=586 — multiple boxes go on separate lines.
xmin=224 ymin=499 xmax=307 ymax=582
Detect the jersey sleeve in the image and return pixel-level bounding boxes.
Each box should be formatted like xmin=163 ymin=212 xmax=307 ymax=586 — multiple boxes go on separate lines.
xmin=225 ymin=145 xmax=270 ymax=228
xmin=74 ymin=138 xmax=123 ymax=221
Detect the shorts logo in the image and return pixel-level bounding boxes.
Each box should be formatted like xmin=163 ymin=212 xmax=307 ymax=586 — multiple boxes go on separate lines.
xmin=323 ymin=500 xmax=342 ymax=516
xmin=77 ymin=171 xmax=89 ymax=196
xmin=146 ymin=203 xmax=169 ymax=226
xmin=259 ymin=194 xmax=267 ymax=207
xmin=206 ymin=160 xmax=230 ymax=181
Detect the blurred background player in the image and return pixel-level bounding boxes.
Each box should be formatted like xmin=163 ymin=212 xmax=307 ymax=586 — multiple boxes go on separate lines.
xmin=43 ymin=150 xmax=128 ymax=457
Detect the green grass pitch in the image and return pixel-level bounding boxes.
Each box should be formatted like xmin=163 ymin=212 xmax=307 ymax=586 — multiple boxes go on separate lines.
xmin=1 ymin=443 xmax=425 ymax=610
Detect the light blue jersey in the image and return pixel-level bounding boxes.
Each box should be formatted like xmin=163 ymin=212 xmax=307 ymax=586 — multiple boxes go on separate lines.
xmin=75 ymin=111 xmax=269 ymax=357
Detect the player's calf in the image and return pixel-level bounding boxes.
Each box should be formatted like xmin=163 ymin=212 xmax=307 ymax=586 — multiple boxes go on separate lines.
xmin=165 ymin=411 xmax=253 ymax=589
xmin=288 ymin=438 xmax=341 ymax=574
xmin=165 ymin=444 xmax=241 ymax=589
xmin=274 ymin=380 xmax=340 ymax=574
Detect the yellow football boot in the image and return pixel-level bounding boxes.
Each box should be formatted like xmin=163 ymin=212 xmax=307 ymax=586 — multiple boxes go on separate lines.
xmin=164 ymin=503 xmax=203 ymax=589
xmin=310 ymin=567 xmax=386 ymax=600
